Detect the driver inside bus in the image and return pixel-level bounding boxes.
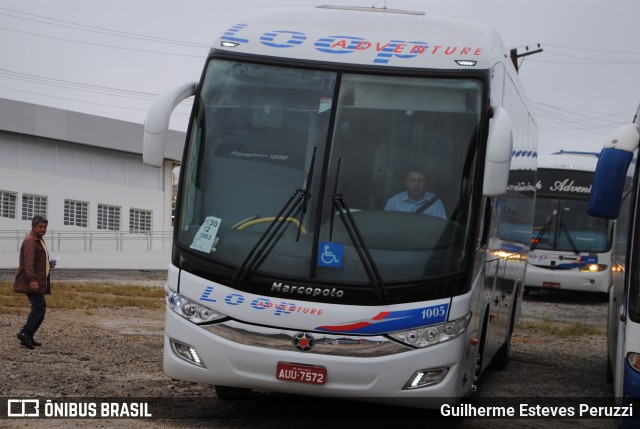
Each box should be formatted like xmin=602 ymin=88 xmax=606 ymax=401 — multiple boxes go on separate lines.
xmin=384 ymin=167 xmax=447 ymax=219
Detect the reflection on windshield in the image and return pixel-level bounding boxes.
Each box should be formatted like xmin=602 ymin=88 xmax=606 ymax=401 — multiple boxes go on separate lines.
xmin=531 ymin=198 xmax=611 ymax=253
xmin=177 ymin=59 xmax=482 ymax=286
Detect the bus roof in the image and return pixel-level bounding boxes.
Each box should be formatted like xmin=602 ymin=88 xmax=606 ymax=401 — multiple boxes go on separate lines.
xmin=216 ymin=5 xmax=511 ymax=71
xmin=538 ymin=152 xmax=599 ymax=172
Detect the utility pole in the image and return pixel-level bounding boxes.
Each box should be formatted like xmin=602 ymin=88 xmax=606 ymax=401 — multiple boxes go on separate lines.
xmin=510 ymin=44 xmax=543 ymax=72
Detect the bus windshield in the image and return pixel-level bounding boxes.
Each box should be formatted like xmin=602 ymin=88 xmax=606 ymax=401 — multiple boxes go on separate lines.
xmin=177 ymin=59 xmax=482 ymax=287
xmin=531 ymin=198 xmax=612 ymax=253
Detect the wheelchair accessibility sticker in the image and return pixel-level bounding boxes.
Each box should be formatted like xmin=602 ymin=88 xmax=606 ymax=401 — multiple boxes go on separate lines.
xmin=318 ymin=242 xmax=343 ymax=268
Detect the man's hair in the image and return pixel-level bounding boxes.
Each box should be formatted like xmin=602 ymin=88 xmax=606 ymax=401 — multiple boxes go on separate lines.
xmin=31 ymin=215 xmax=48 ymax=228
xmin=405 ymin=164 xmax=426 ymax=178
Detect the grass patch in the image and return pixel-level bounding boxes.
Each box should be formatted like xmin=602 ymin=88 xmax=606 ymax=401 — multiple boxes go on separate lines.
xmin=0 ymin=281 xmax=164 ymax=314
xmin=516 ymin=316 xmax=604 ymax=337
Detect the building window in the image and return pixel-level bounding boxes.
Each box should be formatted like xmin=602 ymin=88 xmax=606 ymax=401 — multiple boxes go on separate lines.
xmin=0 ymin=190 xmax=17 ymax=219
xmin=22 ymin=194 xmax=47 ymax=221
xmin=64 ymin=199 xmax=88 ymax=227
xmin=98 ymin=204 xmax=120 ymax=230
xmin=129 ymin=208 xmax=152 ymax=233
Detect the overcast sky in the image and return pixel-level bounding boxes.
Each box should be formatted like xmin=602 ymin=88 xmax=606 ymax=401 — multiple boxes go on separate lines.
xmin=0 ymin=0 xmax=638 ymax=155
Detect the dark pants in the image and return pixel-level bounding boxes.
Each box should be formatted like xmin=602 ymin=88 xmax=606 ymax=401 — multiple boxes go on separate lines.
xmin=21 ymin=293 xmax=46 ymax=337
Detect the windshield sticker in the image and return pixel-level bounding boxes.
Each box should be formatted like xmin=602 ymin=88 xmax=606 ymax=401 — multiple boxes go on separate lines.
xmin=190 ymin=216 xmax=222 ymax=253
xmin=317 ymin=242 xmax=343 ymax=268
xmin=319 ymin=96 xmax=332 ymax=113
xmin=316 ymin=304 xmax=449 ymax=335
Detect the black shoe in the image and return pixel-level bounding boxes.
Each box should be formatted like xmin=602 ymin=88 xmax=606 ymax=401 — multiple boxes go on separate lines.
xmin=17 ymin=332 xmax=34 ymax=350
xmin=30 ymin=338 xmax=42 ymax=347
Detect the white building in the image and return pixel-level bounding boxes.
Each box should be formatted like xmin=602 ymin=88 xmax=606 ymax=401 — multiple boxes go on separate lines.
xmin=0 ymin=98 xmax=185 ymax=269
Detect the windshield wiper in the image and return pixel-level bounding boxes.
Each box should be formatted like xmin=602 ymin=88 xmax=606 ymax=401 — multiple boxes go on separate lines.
xmin=559 ymin=222 xmax=580 ymax=255
xmin=297 ymin=147 xmax=316 ymax=241
xmin=531 ymin=218 xmax=552 ymax=251
xmin=232 ymin=148 xmax=317 ymax=286
xmin=232 ymin=188 xmax=306 ymax=286
xmin=328 ymin=158 xmax=389 ymax=301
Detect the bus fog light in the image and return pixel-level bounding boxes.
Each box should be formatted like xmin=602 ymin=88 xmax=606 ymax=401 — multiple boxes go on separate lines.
xmin=627 ymin=352 xmax=640 ymax=372
xmin=403 ymin=368 xmax=448 ymax=390
xmin=171 ymin=339 xmax=206 ymax=368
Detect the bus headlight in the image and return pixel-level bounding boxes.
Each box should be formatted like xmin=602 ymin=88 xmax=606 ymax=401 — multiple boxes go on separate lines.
xmin=388 ymin=313 xmax=471 ymax=348
xmin=490 ymin=250 xmax=527 ymax=261
xmin=165 ymin=285 xmax=226 ymax=324
xmin=627 ymin=352 xmax=640 ymax=372
xmin=578 ymin=264 xmax=607 ymax=273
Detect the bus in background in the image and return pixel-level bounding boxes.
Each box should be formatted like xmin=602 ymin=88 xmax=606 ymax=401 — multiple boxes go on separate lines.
xmin=143 ymin=5 xmax=537 ymax=408
xmin=526 ymin=151 xmax=613 ymax=299
xmin=588 ymin=111 xmax=640 ymax=428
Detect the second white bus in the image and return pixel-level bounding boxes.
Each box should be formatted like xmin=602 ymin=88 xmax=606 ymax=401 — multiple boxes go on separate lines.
xmin=526 ymin=151 xmax=613 ymax=298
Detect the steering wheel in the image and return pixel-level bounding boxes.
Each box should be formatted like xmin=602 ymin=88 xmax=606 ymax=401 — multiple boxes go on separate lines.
xmin=234 ymin=216 xmax=307 ymax=234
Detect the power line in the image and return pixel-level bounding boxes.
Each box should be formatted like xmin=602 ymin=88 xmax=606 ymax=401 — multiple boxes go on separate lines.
xmin=0 ymin=68 xmax=158 ymax=100
xmin=0 ymin=26 xmax=208 ymax=58
xmin=0 ymin=7 xmax=210 ymax=48
xmin=530 ymin=100 xmax=634 ymax=134
xmin=532 ymin=53 xmax=640 ymax=65
xmin=529 ymin=44 xmax=640 ymax=65
xmin=0 ymin=85 xmax=192 ymax=117
xmin=542 ymin=43 xmax=640 ymax=56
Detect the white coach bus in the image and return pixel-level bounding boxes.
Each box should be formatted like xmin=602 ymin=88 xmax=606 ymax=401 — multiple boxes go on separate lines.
xmin=526 ymin=151 xmax=613 ymax=298
xmin=588 ymin=109 xmax=640 ymax=428
xmin=143 ymin=5 xmax=537 ymax=407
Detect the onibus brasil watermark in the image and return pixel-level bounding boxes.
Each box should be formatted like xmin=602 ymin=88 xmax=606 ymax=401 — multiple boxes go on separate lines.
xmin=6 ymin=399 xmax=151 ymax=418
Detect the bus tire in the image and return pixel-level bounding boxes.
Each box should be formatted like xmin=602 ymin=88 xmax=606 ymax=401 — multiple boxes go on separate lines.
xmin=492 ymin=338 xmax=510 ymax=370
xmin=606 ymin=356 xmax=614 ymax=383
xmin=473 ymin=308 xmax=491 ymax=391
xmin=493 ymin=286 xmax=520 ymax=370
xmin=214 ymin=385 xmax=251 ymax=399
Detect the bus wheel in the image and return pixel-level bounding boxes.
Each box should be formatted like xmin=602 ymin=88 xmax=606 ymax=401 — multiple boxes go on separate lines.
xmin=473 ymin=309 xmax=490 ymax=391
xmin=214 ymin=385 xmax=251 ymax=399
xmin=606 ymin=356 xmax=614 ymax=383
xmin=492 ymin=337 xmax=511 ymax=370
xmin=493 ymin=286 xmax=520 ymax=370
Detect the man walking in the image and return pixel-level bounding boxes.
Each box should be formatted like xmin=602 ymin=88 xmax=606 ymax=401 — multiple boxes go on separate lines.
xmin=14 ymin=215 xmax=56 ymax=350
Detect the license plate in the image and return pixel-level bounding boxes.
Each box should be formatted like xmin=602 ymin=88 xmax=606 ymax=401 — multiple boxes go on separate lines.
xmin=276 ymin=362 xmax=327 ymax=385
xmin=543 ymin=281 xmax=561 ymax=289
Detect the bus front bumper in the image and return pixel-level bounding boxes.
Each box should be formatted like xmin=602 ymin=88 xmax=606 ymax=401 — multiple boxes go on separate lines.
xmin=162 ymin=308 xmax=471 ymax=408
xmin=525 ymin=264 xmax=609 ymax=294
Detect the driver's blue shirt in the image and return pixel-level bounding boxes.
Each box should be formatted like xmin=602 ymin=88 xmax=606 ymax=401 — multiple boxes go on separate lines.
xmin=384 ymin=191 xmax=447 ymax=219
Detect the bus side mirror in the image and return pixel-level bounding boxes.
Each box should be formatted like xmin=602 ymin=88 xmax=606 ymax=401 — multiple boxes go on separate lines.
xmin=143 ymin=82 xmax=197 ymax=167
xmin=483 ymin=106 xmax=513 ymax=196
xmin=588 ymin=124 xmax=640 ymax=219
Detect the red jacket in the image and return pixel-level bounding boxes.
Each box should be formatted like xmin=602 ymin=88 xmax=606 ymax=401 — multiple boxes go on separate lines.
xmin=13 ymin=231 xmax=51 ymax=294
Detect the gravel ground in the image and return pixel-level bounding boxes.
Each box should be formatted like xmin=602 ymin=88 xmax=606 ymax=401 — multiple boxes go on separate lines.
xmin=0 ymin=269 xmax=620 ymax=428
